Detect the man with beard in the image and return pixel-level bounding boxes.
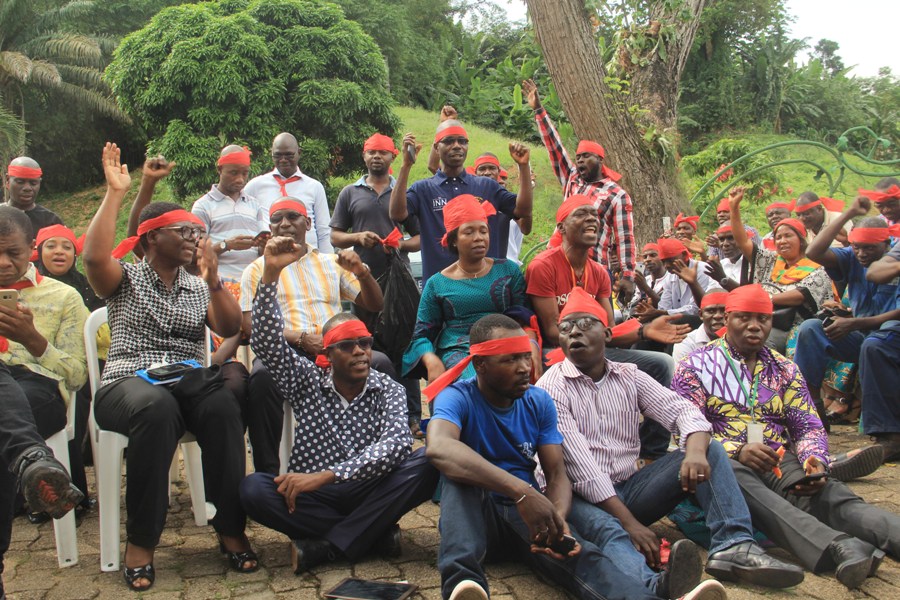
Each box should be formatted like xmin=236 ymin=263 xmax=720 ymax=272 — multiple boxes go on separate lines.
xmin=707 ymin=198 xmax=761 ymax=260
xmin=793 ymin=192 xmax=851 ymax=247
xmin=245 ymin=132 xmax=333 ymax=251
xmin=673 ymin=291 xmax=728 ymax=363
xmin=5 ymin=157 xmax=64 ymax=232
xmin=760 ymin=202 xmax=792 ymax=251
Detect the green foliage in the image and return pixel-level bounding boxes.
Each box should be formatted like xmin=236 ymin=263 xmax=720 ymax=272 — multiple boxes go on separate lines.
xmin=106 ymin=0 xmax=399 ymax=200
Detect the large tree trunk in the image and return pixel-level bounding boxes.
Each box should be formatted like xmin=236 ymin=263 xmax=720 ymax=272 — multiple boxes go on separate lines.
xmin=525 ymin=0 xmax=705 ymax=243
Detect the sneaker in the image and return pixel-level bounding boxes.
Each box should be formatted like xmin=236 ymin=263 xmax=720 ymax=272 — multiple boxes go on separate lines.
xmin=829 ymin=446 xmax=884 ymax=481
xmin=14 ymin=445 xmax=83 ymax=520
xmin=680 ymin=580 xmax=728 ymax=599
xmin=449 ymin=580 xmax=488 ymax=600
xmin=657 ymin=539 xmax=702 ymax=599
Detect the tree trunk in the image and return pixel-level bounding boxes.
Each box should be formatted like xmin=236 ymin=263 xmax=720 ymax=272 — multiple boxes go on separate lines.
xmin=525 ymin=0 xmax=705 ymax=244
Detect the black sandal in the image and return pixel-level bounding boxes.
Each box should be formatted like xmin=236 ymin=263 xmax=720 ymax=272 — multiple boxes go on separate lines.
xmin=123 ymin=563 xmax=155 ymax=591
xmin=218 ymin=534 xmax=259 ymax=573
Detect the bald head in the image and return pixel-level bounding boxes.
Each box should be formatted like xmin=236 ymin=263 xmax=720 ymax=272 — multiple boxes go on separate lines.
xmin=9 ymin=157 xmax=41 ymax=170
xmin=271 ymin=132 xmax=300 ymax=177
xmin=436 ymin=119 xmax=463 ymax=133
xmin=6 ymin=156 xmax=42 ymax=209
xmin=220 ymin=144 xmax=246 ymax=158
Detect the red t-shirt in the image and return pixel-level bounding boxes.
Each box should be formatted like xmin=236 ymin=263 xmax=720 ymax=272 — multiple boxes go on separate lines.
xmin=525 ymin=246 xmax=611 ymax=309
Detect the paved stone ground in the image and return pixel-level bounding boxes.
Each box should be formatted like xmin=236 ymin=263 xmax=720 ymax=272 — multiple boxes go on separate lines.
xmin=4 ymin=423 xmax=898 ymax=600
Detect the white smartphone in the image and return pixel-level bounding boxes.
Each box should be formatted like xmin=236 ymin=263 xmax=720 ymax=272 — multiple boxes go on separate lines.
xmin=0 ymin=289 xmax=19 ymax=311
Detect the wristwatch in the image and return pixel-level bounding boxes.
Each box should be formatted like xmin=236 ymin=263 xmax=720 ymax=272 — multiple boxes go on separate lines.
xmin=218 ymin=241 xmax=228 ymax=252
xmin=720 ymin=277 xmax=731 ymax=287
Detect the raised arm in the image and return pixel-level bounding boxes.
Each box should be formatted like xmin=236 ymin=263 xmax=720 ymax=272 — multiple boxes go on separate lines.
xmin=807 ymin=196 xmax=870 ymax=268
xmin=196 ymin=237 xmax=241 ymax=337
xmin=727 ymin=187 xmax=754 ymax=261
xmin=389 ymin=132 xmax=421 ymax=222
xmin=83 ymin=143 xmax=130 ymax=298
xmin=339 ymin=250 xmax=384 ymax=313
xmin=866 ymin=253 xmax=900 ymax=284
xmin=509 ymin=142 xmax=533 ymax=221
xmin=523 ymin=79 xmax=573 ymax=187
xmin=126 ymin=156 xmax=176 ymax=259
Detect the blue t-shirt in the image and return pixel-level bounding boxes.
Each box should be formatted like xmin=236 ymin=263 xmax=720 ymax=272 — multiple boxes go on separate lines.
xmin=406 ymin=170 xmax=518 ymax=282
xmin=826 ymin=247 xmax=898 ymax=317
xmin=430 ymin=379 xmax=563 ymax=490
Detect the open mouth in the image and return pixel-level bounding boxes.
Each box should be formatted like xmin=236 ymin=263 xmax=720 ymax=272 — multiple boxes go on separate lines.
xmin=350 ymin=359 xmax=369 ymax=368
xmin=567 ymin=341 xmax=586 ymax=350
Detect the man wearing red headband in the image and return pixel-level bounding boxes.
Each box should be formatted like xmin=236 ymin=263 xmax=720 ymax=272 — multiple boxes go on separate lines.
xmin=673 ymin=285 xmax=898 ymax=590
xmin=760 ymin=202 xmax=792 ymax=251
xmin=703 ymin=223 xmax=745 ymax=290
xmin=245 ymin=132 xmax=333 ymax=252
xmin=241 ymin=242 xmax=438 ymax=573
xmin=470 ymin=152 xmax=531 ymax=265
xmin=83 ymin=143 xmax=253 ymax=588
xmin=426 ymin=313 xmax=671 ymax=600
xmin=860 ymin=176 xmax=900 ymax=225
xmin=522 ymin=79 xmax=639 ymax=304
xmin=191 ymin=144 xmax=269 ymax=284
xmin=538 ymin=288 xmax=798 ymax=592
xmin=707 ymin=197 xmax=761 ymax=260
xmin=5 ymin=157 xmax=64 ymax=233
xmin=673 ymin=290 xmax=728 ymax=362
xmin=645 ymin=238 xmax=715 ymax=325
xmin=795 ymin=197 xmax=900 ymax=435
xmin=794 ymin=191 xmax=851 ymax=247
xmin=389 ymin=118 xmax=532 ymax=283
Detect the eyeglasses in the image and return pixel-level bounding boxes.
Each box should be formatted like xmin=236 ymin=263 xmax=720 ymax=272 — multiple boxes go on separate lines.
xmin=270 ymin=211 xmax=306 ymax=224
xmin=160 ymin=226 xmax=205 ymax=241
xmin=328 ymin=336 xmax=374 ymax=353
xmin=558 ymin=317 xmax=603 ymax=334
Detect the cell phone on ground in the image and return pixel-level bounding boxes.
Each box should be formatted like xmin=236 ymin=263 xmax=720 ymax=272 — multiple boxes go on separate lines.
xmin=790 ymin=472 xmax=827 ymax=488
xmin=145 ymin=362 xmax=196 ymax=381
xmin=324 ymin=577 xmax=417 ymax=600
xmin=543 ymin=534 xmax=577 ymax=555
xmin=0 ymin=289 xmax=19 ymax=311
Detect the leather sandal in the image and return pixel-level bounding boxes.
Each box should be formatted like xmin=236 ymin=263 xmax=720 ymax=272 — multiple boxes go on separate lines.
xmin=218 ymin=534 xmax=259 ymax=573
xmin=123 ymin=563 xmax=155 ymax=591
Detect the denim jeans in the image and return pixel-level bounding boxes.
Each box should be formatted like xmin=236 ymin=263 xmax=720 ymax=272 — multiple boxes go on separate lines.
xmin=794 ymin=318 xmax=871 ymax=389
xmin=572 ymin=440 xmax=755 ymax=557
xmin=859 ymin=320 xmax=900 ymax=435
xmin=437 ymin=477 xmax=658 ymax=600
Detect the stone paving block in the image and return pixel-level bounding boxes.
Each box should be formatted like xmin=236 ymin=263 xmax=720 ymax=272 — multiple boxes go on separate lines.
xmin=44 ymin=574 xmax=101 ymax=600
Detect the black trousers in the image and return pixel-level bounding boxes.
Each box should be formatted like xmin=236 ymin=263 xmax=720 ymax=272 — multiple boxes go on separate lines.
xmin=94 ymin=372 xmax=247 ymax=548
xmin=239 ymin=447 xmax=438 ymax=560
xmin=0 ymin=365 xmax=66 ymax=573
xmin=730 ymin=451 xmax=900 ymax=571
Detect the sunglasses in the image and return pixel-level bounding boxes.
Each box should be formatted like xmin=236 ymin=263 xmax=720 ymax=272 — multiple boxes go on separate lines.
xmin=327 ymin=336 xmax=374 ymax=353
xmin=558 ymin=317 xmax=604 ymax=334
xmin=270 ymin=211 xmax=306 ymax=224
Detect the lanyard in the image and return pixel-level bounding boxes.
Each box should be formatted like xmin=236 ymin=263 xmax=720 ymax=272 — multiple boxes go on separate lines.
xmin=720 ymin=346 xmax=761 ymax=422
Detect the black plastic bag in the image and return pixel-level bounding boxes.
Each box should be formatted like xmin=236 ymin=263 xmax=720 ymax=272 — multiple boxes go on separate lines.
xmin=374 ymin=250 xmax=421 ymax=368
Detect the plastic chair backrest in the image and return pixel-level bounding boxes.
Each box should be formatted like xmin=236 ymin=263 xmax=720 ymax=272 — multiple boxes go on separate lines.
xmin=83 ymin=307 xmax=108 ymax=398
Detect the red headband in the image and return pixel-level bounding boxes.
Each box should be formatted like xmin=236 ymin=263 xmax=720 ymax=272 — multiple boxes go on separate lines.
xmin=558 ymin=287 xmax=609 ymax=326
xmin=111 ymin=209 xmax=205 ymax=259
xmin=642 ymin=242 xmax=659 ymax=254
xmin=440 ymin=194 xmax=496 ymax=247
xmin=674 ymin=212 xmax=699 ymax=231
xmin=848 ymin=226 xmax=900 ymax=245
xmin=363 ymin=133 xmax=398 ymax=156
xmin=465 ymin=166 xmax=476 ymax=175
xmin=499 ymin=169 xmax=508 ymax=177
xmin=575 ymin=140 xmax=621 ymax=182
xmin=656 ymin=238 xmax=689 ymax=260
xmin=766 ymin=202 xmax=793 ymax=212
xmin=434 ymin=126 xmax=468 ymax=144
xmin=556 ymin=194 xmax=594 ymax=224
xmin=217 ymin=146 xmax=252 ymax=166
xmin=423 ymin=335 xmax=532 ymax=402
xmin=775 ymin=218 xmax=807 ymax=239
xmin=32 ymin=224 xmax=85 ymax=261
xmin=793 ymin=197 xmax=843 ymax=213
xmin=269 ymin=198 xmax=308 ymax=218
xmin=701 ymin=292 xmax=729 ymax=309
xmin=7 ymin=165 xmax=42 ymax=179
xmin=314 ymin=320 xmax=372 ymax=368
xmin=725 ymin=284 xmax=773 ymax=315
xmin=474 ymin=155 xmax=500 ymax=169
xmin=716 ymin=198 xmax=730 ymax=213
xmin=859 ymin=185 xmax=900 ymax=204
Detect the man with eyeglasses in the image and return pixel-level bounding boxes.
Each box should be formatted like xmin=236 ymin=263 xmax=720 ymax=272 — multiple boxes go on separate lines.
xmin=240 ymin=235 xmax=438 ymax=574
xmin=240 ymin=199 xmax=386 ymax=475
xmin=245 ymin=132 xmax=333 ymax=252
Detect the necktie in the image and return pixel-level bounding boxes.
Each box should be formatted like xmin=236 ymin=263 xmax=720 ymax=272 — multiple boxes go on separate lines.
xmin=273 ymin=174 xmax=301 ymax=197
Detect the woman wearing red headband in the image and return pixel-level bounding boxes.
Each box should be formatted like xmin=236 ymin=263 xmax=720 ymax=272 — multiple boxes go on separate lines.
xmin=728 ymin=187 xmax=834 ymax=354
xmin=402 ymin=195 xmax=540 ymax=386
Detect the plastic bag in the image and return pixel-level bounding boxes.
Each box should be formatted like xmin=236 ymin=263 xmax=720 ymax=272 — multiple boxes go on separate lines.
xmin=374 ymin=250 xmax=421 ymax=368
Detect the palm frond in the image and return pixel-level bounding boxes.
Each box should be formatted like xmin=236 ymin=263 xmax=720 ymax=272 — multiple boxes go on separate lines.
xmin=55 ymin=80 xmax=129 ymax=124
xmin=0 ymin=51 xmax=32 ymax=83
xmin=31 ymin=1 xmax=96 ymax=33
xmin=20 ymin=33 xmax=103 ymax=67
xmin=56 ymin=64 xmax=107 ymax=91
xmin=0 ymin=102 xmax=26 ymax=160
xmin=0 ymin=0 xmax=33 ymax=48
xmin=27 ymin=60 xmax=62 ymax=87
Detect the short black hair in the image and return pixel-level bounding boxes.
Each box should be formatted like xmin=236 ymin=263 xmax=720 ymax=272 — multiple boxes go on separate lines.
xmin=0 ymin=205 xmax=34 ymax=242
xmin=138 ymin=202 xmax=183 ymax=249
xmin=469 ymin=314 xmax=522 ymax=345
xmin=322 ymin=312 xmax=360 ymax=335
xmin=445 ymin=228 xmax=459 ymax=256
xmin=858 ymin=216 xmax=888 ymax=229
xmin=796 ymin=191 xmax=819 ymax=206
xmin=876 ymin=177 xmax=900 ymax=190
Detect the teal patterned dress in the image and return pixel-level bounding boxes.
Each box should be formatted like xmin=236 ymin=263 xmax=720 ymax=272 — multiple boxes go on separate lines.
xmin=402 ymin=259 xmax=527 ymax=379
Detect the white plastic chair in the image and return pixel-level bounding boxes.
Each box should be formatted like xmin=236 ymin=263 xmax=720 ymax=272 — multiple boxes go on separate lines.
xmin=278 ymin=400 xmax=294 ymax=475
xmin=43 ymin=389 xmax=78 ymax=568
xmin=84 ymin=307 xmax=208 ymax=572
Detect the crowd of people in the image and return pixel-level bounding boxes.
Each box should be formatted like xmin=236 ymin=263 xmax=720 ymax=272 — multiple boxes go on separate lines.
xmin=0 ymin=76 xmax=898 ymax=600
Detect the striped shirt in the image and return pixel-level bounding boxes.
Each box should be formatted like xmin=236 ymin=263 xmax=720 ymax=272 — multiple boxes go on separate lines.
xmin=191 ymin=185 xmax=268 ymax=282
xmin=244 ymin=168 xmax=333 ymax=252
xmin=658 ymin=259 xmax=717 ymax=316
xmin=536 ymin=358 xmax=711 ymax=504
xmin=239 ymin=248 xmax=360 ymax=334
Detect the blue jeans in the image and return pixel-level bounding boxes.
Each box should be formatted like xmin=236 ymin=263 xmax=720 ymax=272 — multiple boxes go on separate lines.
xmin=794 ymin=318 xmax=873 ymax=389
xmin=437 ymin=477 xmax=658 ymax=600
xmin=571 ymin=440 xmax=755 ymax=560
xmin=859 ymin=320 xmax=900 ymax=435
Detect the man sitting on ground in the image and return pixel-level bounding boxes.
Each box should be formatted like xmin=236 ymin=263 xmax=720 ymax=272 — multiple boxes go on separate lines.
xmin=704 ymin=224 xmax=745 ymax=291
xmin=672 ymin=284 xmax=900 ymax=590
xmin=793 ymin=192 xmax=850 ymax=247
xmin=5 ymin=158 xmax=64 ymax=232
xmin=241 ymin=236 xmax=438 ymax=573
xmin=673 ymin=291 xmax=728 ymax=363
xmin=636 ymin=238 xmax=716 ymax=330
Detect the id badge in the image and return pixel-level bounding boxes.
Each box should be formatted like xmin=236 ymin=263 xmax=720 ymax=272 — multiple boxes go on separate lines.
xmin=746 ymin=422 xmax=764 ymax=444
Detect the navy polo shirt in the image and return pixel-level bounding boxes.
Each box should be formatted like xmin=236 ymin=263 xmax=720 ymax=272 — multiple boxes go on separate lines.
xmin=826 ymin=247 xmax=899 ymax=317
xmin=406 ymin=169 xmax=518 ymax=282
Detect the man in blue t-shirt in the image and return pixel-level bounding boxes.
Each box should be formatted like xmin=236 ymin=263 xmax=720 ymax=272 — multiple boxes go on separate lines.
xmin=795 ymin=199 xmax=900 ymax=426
xmin=389 ymin=122 xmax=533 ymax=283
xmin=425 ymin=314 xmax=719 ymax=600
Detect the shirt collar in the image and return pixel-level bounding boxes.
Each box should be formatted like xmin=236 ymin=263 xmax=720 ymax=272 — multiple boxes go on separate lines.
xmin=14 ymin=263 xmax=43 ymax=287
xmin=558 ymin=356 xmax=620 ymax=382
xmin=434 ymin=169 xmax=471 ymax=184
xmin=208 ymin=184 xmax=249 ymax=203
xmin=323 ymin=369 xmax=384 ymax=399
xmin=353 ymin=175 xmax=395 ymax=190
xmin=716 ymin=336 xmax=773 ymax=367
xmin=270 ymin=167 xmax=303 ymax=179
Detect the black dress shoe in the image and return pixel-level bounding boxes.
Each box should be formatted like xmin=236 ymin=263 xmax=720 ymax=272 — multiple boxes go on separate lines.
xmin=656 ymin=539 xmax=702 ymax=599
xmin=291 ymin=538 xmax=342 ymax=574
xmin=828 ymin=537 xmax=884 ymax=590
xmin=375 ymin=523 xmax=402 ymax=559
xmin=705 ymin=541 xmax=804 ymax=588
xmin=829 ymin=446 xmax=884 ymax=482
xmin=13 ymin=446 xmax=83 ymax=520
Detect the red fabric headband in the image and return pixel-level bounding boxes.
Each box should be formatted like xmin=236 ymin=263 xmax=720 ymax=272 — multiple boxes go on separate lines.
xmin=269 ymin=198 xmax=307 ymax=218
xmin=775 ymin=218 xmax=807 ymax=239
xmin=363 ymin=133 xmax=398 ymax=156
xmin=440 ymin=194 xmax=496 ymax=247
xmin=499 ymin=169 xmax=508 ymax=177
xmin=558 ymin=286 xmax=609 ymax=326
xmin=674 ymin=213 xmax=700 ymax=230
xmin=111 ymin=210 xmax=205 ymax=259
xmin=7 ymin=165 xmax=42 ymax=179
xmin=575 ymin=140 xmax=621 ymax=182
xmin=848 ymin=226 xmax=900 ymax=244
xmin=315 ymin=320 xmax=372 ymax=369
xmin=793 ymin=197 xmax=843 ymax=213
xmin=859 ymin=185 xmax=900 ymax=204
xmin=435 ymin=126 xmax=468 ymax=144
xmin=423 ymin=335 xmax=532 ymax=402
xmin=474 ymin=155 xmax=500 ymax=169
xmin=725 ymin=284 xmax=773 ymax=315
xmin=701 ymin=292 xmax=729 ymax=309
xmin=717 ymin=198 xmax=730 ymax=212
xmin=556 ymin=194 xmax=594 ymax=224
xmin=32 ymin=225 xmax=84 ymax=261
xmin=465 ymin=166 xmax=476 ymax=175
xmin=656 ymin=237 xmax=688 ymax=260
xmin=641 ymin=243 xmax=659 ymax=254
xmin=217 ymin=147 xmax=252 ymax=166
xmin=766 ymin=202 xmax=793 ymax=212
